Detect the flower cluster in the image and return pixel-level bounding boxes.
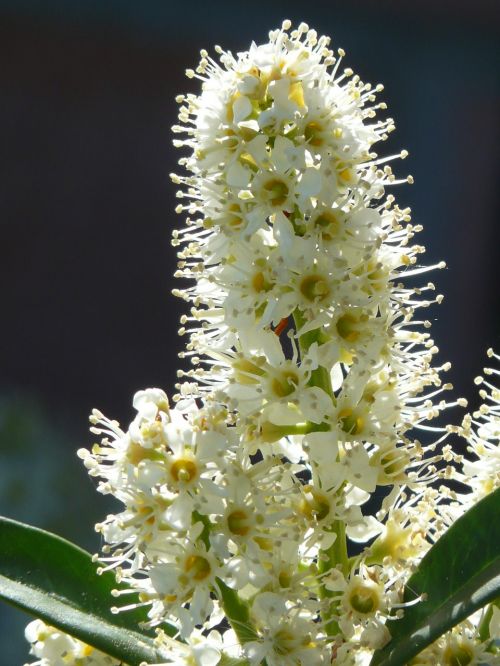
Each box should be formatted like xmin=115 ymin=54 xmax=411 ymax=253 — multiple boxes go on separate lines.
xmin=168 ymin=20 xmax=462 ymax=659
xmin=406 ymin=618 xmax=500 ymax=666
xmin=25 ymin=20 xmax=498 ymax=666
xmin=80 ymin=20 xmax=458 ymax=664
xmin=24 ymin=620 xmax=119 ymax=666
xmin=460 ymin=349 xmax=500 ymax=504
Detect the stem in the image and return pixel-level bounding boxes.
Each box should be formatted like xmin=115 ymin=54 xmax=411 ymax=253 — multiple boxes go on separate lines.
xmin=293 ymin=308 xmax=349 ymax=637
xmin=318 ymin=519 xmax=349 ymax=637
xmin=194 ymin=514 xmax=266 ymax=662
xmin=293 ymin=309 xmax=334 ymax=399
xmin=219 ymin=656 xmax=252 ymax=666
xmin=260 ymin=420 xmax=329 ymax=443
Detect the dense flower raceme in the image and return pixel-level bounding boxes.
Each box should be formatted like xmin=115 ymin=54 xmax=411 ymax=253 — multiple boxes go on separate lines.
xmin=26 ymin=21 xmax=499 ymax=666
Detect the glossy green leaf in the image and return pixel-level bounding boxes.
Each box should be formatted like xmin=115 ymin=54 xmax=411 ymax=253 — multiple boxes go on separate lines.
xmin=0 ymin=516 xmax=173 ymax=665
xmin=371 ymin=487 xmax=500 ymax=665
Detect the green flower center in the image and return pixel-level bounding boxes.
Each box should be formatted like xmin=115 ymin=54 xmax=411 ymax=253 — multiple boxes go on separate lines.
xmin=313 ymin=210 xmax=340 ymax=240
xmin=262 ymin=178 xmax=289 ymax=206
xmin=299 ymin=488 xmax=331 ymax=522
xmin=170 ymin=458 xmax=198 ymax=483
xmin=336 ymin=313 xmax=361 ymax=342
xmin=183 ymin=554 xmax=211 ymax=581
xmin=444 ymin=645 xmax=474 ymax=666
xmin=252 ymin=271 xmax=273 ymax=293
xmin=227 ymin=509 xmax=252 ymax=536
xmin=271 ymin=370 xmax=299 ymax=398
xmin=299 ymin=274 xmax=330 ymax=302
xmin=304 ymin=121 xmax=324 ymax=147
xmin=274 ymin=629 xmax=296 ymax=655
xmin=349 ymin=585 xmax=379 ymax=615
xmin=338 ymin=408 xmax=364 ymax=435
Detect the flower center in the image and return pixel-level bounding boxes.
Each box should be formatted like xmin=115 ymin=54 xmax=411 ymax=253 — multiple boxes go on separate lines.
xmin=273 ymin=628 xmax=313 ymax=655
xmin=232 ymin=356 xmax=266 ymax=384
xmin=348 ymin=584 xmax=380 ymax=615
xmin=253 ymin=535 xmax=273 ymax=551
xmin=372 ymin=446 xmax=410 ymax=485
xmin=312 ymin=210 xmax=340 ymax=240
xmin=278 ymin=569 xmax=292 ymax=588
xmin=299 ymin=274 xmax=330 ymax=302
xmin=211 ymin=202 xmax=244 ymax=231
xmin=338 ymin=408 xmax=364 ymax=435
xmin=270 ymin=370 xmax=299 ymax=398
xmin=337 ymin=163 xmax=355 ymax=184
xmin=227 ymin=508 xmax=252 ymax=536
xmin=262 ymin=178 xmax=289 ymax=206
xmin=170 ymin=458 xmax=198 ymax=483
xmin=304 ymin=120 xmax=324 ymax=147
xmin=299 ymin=487 xmax=331 ymax=522
xmin=274 ymin=628 xmax=296 ymax=655
xmin=354 ymin=260 xmax=388 ymax=293
xmin=443 ymin=644 xmax=474 ymax=666
xmin=183 ymin=554 xmax=211 ymax=581
xmin=251 ymin=271 xmax=273 ymax=293
xmin=336 ymin=312 xmax=362 ymax=342
xmin=126 ymin=441 xmax=163 ymax=465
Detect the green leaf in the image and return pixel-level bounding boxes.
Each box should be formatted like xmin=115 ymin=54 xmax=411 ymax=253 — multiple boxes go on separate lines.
xmin=0 ymin=516 xmax=173 ymax=665
xmin=371 ymin=487 xmax=500 ymax=666
xmin=216 ymin=577 xmax=257 ymax=644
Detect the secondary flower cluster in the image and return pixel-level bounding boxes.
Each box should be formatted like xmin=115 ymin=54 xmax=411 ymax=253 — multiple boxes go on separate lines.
xmin=460 ymin=349 xmax=500 ymax=504
xmin=25 ymin=20 xmax=499 ymax=666
xmin=24 ymin=619 xmax=119 ymax=666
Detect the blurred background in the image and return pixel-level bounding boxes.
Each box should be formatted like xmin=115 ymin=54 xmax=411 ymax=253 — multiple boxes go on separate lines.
xmin=0 ymin=0 xmax=498 ymax=661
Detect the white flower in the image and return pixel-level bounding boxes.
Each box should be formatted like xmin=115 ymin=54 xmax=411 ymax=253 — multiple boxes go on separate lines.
xmin=243 ymin=592 xmax=329 ymax=665
xmin=146 ymin=530 xmax=222 ymax=635
xmin=78 ymin=394 xmax=235 ymax=572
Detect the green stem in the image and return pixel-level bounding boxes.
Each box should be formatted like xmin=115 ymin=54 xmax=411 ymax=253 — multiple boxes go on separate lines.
xmin=318 ymin=519 xmax=349 ymax=636
xmin=293 ymin=309 xmax=334 ymax=398
xmin=219 ymin=656 xmax=252 ymax=666
xmin=260 ymin=420 xmax=329 ymax=442
xmin=193 ymin=514 xmax=266 ymax=662
xmin=293 ymin=308 xmax=349 ymax=637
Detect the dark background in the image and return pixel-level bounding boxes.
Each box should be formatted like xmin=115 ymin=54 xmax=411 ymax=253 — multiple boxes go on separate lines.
xmin=0 ymin=1 xmax=499 ymax=661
